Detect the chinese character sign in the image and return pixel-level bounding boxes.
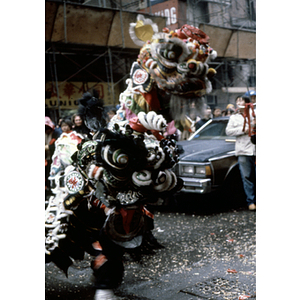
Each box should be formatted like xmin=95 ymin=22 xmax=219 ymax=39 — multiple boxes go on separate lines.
xmin=45 ymin=81 xmax=120 ymax=109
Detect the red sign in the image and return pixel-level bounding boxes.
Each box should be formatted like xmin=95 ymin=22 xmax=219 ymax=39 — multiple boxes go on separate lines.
xmin=138 ymin=0 xmax=180 ymax=31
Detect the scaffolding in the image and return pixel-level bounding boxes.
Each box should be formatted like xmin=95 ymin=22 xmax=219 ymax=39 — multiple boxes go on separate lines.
xmin=185 ymin=0 xmax=256 ymax=108
xmin=45 ymin=0 xmax=256 ymax=122
xmin=45 ymin=0 xmax=166 ymax=122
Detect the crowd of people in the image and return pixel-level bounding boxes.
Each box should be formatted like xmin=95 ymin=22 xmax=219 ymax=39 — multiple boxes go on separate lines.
xmin=179 ymin=100 xmax=237 ymax=140
xmin=45 ymin=108 xmax=113 ymax=192
xmin=179 ymin=91 xmax=256 ymax=142
xmin=46 ymin=90 xmax=256 ymax=207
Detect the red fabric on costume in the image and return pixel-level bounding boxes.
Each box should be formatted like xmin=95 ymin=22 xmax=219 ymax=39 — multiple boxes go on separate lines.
xmin=69 ymin=131 xmax=82 ymax=144
xmin=141 ymin=89 xmax=161 ymax=112
xmin=142 ymin=207 xmax=154 ymax=219
xmin=119 ymin=208 xmax=136 ymax=234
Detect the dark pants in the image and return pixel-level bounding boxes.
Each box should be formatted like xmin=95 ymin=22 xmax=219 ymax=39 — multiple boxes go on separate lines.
xmin=238 ymin=155 xmax=256 ymax=206
xmin=91 ymin=229 xmax=125 ymax=290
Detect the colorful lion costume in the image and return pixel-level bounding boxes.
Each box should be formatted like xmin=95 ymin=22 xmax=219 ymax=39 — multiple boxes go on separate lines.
xmin=45 ymin=16 xmax=217 ymax=300
xmin=115 ymin=15 xmax=217 ymax=135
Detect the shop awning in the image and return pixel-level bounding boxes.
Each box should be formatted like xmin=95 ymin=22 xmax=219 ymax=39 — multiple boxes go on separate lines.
xmin=46 ymin=1 xmax=166 ymax=49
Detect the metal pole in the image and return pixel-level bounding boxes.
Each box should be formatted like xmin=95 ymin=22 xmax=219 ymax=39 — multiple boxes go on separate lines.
xmin=224 ymin=58 xmax=230 ymax=104
xmin=221 ymin=0 xmax=224 ymax=26
xmin=52 ymin=45 xmax=61 ymax=119
xmin=119 ymin=0 xmax=125 ymax=48
xmin=192 ymin=0 xmax=195 ymax=27
xmin=108 ymin=48 xmax=116 ymax=105
xmin=237 ymin=30 xmax=239 ymax=59
xmin=63 ymin=0 xmax=67 ymax=43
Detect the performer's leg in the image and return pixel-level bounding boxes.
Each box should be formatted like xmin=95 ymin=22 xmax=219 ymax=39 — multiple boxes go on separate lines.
xmin=91 ymin=229 xmax=124 ymax=299
xmin=142 ymin=206 xmax=164 ymax=249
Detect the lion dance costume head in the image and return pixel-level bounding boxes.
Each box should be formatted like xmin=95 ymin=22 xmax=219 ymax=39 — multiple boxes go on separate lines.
xmin=114 ymin=15 xmax=217 ymax=134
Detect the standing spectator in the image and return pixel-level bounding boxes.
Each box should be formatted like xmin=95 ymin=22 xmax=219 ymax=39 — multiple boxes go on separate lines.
xmin=244 ymin=90 xmax=256 ymax=104
xmin=222 ymin=107 xmax=235 ymax=116
xmin=60 ymin=118 xmax=73 ymax=134
xmin=213 ymin=107 xmax=222 ymax=118
xmin=225 ymin=95 xmax=256 ymax=211
xmin=195 ymin=105 xmax=212 ymax=131
xmin=227 ymin=103 xmax=235 ymax=110
xmin=55 ymin=118 xmax=63 ymax=136
xmin=49 ymin=118 xmax=83 ymax=178
xmin=71 ymin=113 xmax=90 ymax=138
xmin=223 ymin=103 xmax=236 ymax=116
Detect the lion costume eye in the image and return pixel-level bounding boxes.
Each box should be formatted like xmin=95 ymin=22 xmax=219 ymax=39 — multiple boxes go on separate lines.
xmin=113 ymin=149 xmax=129 ymax=165
xmin=161 ymin=49 xmax=177 ymax=61
xmin=102 ymin=145 xmax=129 ymax=170
xmin=116 ymin=153 xmax=129 ymax=164
xmin=160 ymin=44 xmax=183 ymax=61
xmin=166 ymin=50 xmax=176 ymax=59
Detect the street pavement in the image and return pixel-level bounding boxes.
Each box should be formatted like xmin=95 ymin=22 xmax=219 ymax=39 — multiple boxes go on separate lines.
xmin=45 ymin=199 xmax=256 ymax=300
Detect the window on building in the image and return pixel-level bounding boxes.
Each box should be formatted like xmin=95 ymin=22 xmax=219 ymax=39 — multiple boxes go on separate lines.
xmin=246 ymin=0 xmax=256 ymax=21
xmin=199 ymin=2 xmax=210 ymax=24
xmin=206 ymin=95 xmax=218 ymax=107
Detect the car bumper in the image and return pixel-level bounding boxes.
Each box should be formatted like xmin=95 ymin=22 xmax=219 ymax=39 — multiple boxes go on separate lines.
xmin=179 ymin=177 xmax=211 ymax=194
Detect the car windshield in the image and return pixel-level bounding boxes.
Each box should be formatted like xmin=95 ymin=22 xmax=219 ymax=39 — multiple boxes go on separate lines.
xmin=190 ymin=119 xmax=235 ymax=140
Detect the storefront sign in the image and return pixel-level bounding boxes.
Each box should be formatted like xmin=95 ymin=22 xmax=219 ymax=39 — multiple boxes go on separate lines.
xmin=153 ymin=6 xmax=177 ymax=27
xmin=45 ymin=81 xmax=119 ymax=109
xmin=138 ymin=0 xmax=179 ymax=31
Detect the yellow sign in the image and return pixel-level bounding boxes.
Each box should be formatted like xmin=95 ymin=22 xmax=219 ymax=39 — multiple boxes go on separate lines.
xmin=45 ymin=81 xmax=120 ymax=109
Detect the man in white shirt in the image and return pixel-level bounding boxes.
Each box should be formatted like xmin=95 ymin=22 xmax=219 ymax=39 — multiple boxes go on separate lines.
xmin=226 ymin=95 xmax=256 ymax=210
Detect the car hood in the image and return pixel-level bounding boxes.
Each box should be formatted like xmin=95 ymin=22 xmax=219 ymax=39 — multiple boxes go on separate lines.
xmin=177 ymin=139 xmax=235 ymax=162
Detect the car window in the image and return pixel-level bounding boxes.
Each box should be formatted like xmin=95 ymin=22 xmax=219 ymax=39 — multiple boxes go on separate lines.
xmin=191 ymin=120 xmax=232 ymax=140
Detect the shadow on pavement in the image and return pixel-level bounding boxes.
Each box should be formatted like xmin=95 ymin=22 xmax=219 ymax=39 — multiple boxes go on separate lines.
xmin=154 ymin=188 xmax=248 ymax=216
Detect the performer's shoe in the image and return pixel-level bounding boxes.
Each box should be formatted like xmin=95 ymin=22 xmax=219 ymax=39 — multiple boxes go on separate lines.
xmin=129 ymin=247 xmax=142 ymax=262
xmin=143 ymin=230 xmax=164 ymax=249
xmin=94 ymin=289 xmax=119 ymax=300
xmin=248 ymin=204 xmax=256 ymax=211
xmin=140 ymin=242 xmax=156 ymax=255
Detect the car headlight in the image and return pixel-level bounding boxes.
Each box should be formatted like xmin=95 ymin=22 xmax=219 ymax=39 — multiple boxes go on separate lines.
xmin=182 ymin=166 xmax=194 ymax=175
xmin=195 ymin=166 xmax=206 ymax=175
xmin=180 ymin=164 xmax=211 ymax=177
